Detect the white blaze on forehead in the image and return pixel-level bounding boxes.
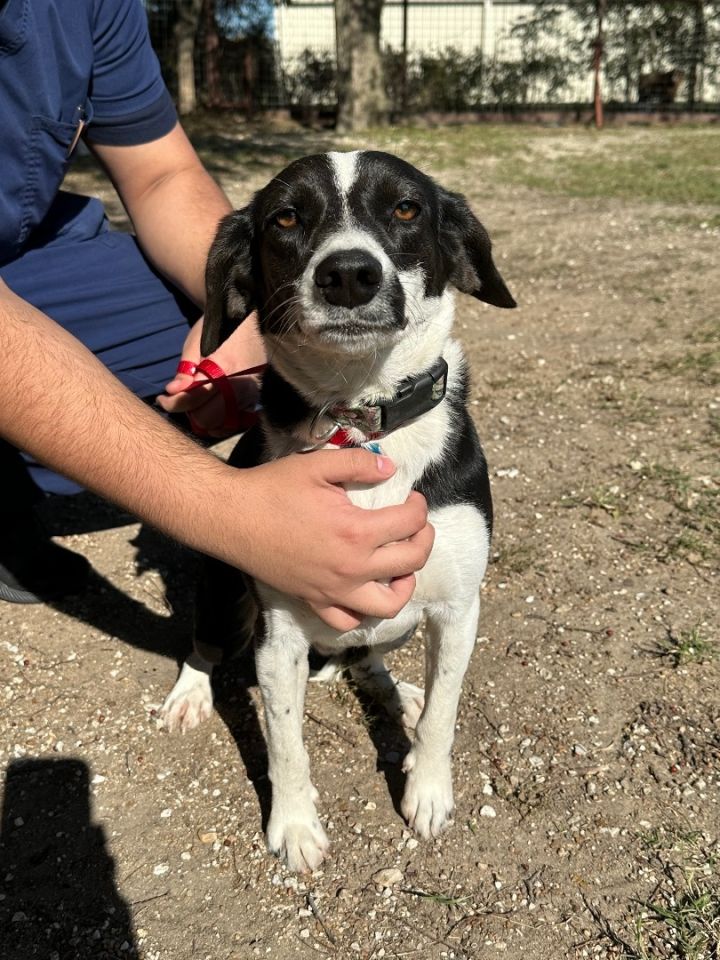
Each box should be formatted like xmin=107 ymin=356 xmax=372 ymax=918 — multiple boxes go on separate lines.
xmin=328 ymin=151 xmax=360 ymax=204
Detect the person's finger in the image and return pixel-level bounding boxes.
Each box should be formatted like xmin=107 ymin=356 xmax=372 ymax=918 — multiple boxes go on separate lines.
xmin=156 ymin=381 xmax=215 ymax=414
xmin=308 ymin=447 xmax=397 ymax=484
xmin=359 ymin=492 xmax=430 ymax=547
xmin=163 ymin=371 xmax=196 ymax=395
xmin=310 ymin=603 xmax=363 ymax=631
xmin=367 ymin=523 xmax=435 ymax=580
xmin=340 ymin=575 xmax=417 ymax=621
xmin=156 ymin=376 xmax=260 ymax=417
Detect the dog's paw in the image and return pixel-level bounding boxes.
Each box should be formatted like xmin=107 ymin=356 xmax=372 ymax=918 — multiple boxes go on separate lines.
xmin=401 ymin=752 xmax=454 ymax=838
xmin=266 ymin=804 xmax=329 ymax=873
xmin=160 ymin=661 xmax=213 ymax=734
xmin=394 ymin=681 xmax=425 ymax=729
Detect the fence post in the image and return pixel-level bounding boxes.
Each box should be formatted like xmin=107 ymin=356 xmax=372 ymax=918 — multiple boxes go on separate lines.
xmin=481 ymin=0 xmax=494 ymax=60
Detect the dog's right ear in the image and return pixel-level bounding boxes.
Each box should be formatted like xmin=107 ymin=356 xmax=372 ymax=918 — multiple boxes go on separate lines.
xmin=201 ymin=207 xmax=256 ymax=356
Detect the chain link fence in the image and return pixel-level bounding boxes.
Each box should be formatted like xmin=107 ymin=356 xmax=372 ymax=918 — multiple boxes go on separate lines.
xmin=146 ymin=1 xmax=720 ymax=117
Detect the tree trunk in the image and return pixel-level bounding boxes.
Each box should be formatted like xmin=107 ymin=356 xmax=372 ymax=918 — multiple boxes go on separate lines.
xmin=174 ymin=0 xmax=203 ymax=115
xmin=203 ymin=0 xmax=223 ymax=108
xmin=592 ymin=0 xmax=606 ymax=129
xmin=335 ymin=0 xmax=388 ymax=131
xmin=687 ymin=0 xmax=706 ymax=108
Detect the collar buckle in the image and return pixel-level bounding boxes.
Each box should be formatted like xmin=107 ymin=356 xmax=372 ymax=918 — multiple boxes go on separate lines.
xmin=329 ymin=357 xmax=449 ymax=441
xmin=380 ymin=357 xmax=448 ymax=433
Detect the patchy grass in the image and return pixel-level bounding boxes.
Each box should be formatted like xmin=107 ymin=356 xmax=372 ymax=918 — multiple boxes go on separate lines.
xmin=636 ymin=880 xmax=720 ymax=960
xmin=656 ymin=348 xmax=720 ymax=387
xmin=640 ymin=465 xmax=720 ymax=566
xmin=559 ymin=484 xmax=627 ymax=518
xmin=586 ymin=829 xmax=720 ymax=958
xmin=655 ymin=627 xmax=717 ymax=668
xmin=67 ymin=121 xmax=720 ymax=213
xmin=634 ymin=829 xmax=720 ymax=960
xmin=365 ymin=125 xmax=720 ymax=205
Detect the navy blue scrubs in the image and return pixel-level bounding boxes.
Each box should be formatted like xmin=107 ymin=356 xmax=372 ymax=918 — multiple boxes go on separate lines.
xmin=0 ymin=0 xmax=200 ymax=494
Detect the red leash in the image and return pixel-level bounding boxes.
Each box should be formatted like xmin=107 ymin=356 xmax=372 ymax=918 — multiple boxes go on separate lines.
xmin=176 ymin=358 xmax=267 ymax=437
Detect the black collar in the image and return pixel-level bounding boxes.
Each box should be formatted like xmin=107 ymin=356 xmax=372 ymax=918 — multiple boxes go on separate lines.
xmin=315 ymin=357 xmax=449 ymax=443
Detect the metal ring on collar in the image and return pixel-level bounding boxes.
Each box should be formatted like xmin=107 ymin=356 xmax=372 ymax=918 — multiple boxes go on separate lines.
xmin=308 ymin=402 xmax=342 ymax=446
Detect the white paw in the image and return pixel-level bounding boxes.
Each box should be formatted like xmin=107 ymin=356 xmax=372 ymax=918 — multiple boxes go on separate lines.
xmin=160 ymin=660 xmax=213 ymax=734
xmin=401 ymin=752 xmax=454 ymax=838
xmin=395 ymin=682 xmax=425 ymax=729
xmin=266 ymin=802 xmax=329 ymax=873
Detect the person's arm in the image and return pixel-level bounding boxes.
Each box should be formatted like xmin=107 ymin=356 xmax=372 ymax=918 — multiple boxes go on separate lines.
xmin=0 ymin=280 xmax=433 ymax=629
xmin=90 ymin=123 xmax=229 ymax=307
xmin=91 ymin=124 xmax=264 ymax=428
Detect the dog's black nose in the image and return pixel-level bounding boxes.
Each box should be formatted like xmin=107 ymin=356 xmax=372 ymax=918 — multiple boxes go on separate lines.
xmin=314 ymin=250 xmax=382 ymax=308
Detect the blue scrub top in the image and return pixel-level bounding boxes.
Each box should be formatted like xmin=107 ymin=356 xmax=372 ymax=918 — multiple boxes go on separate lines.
xmin=0 ymin=0 xmax=177 ymax=265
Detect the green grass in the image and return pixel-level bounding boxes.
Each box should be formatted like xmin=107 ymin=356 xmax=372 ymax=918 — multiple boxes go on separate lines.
xmin=636 ymin=882 xmax=720 ymax=960
xmin=559 ymin=483 xmax=627 ymax=518
xmin=362 ymin=124 xmax=720 ymax=205
xmin=633 ymin=829 xmax=720 ymax=960
xmin=70 ymin=118 xmax=720 ymax=209
xmin=656 ymin=348 xmax=720 ymax=387
xmin=655 ymin=627 xmax=717 ymax=668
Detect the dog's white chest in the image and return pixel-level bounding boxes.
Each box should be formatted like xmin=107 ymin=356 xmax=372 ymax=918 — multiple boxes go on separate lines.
xmin=261 ymin=500 xmax=489 ymax=657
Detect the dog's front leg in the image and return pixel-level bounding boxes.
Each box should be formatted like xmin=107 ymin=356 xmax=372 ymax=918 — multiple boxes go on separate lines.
xmin=255 ymin=622 xmax=329 ymax=872
xmin=401 ymin=597 xmax=479 ymax=838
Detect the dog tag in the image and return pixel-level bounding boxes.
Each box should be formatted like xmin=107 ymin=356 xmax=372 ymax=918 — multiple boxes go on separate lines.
xmin=362 ymin=441 xmax=383 ymax=454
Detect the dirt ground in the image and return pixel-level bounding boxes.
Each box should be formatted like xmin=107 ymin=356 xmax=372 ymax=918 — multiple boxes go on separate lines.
xmin=1 ymin=123 xmax=718 ymax=960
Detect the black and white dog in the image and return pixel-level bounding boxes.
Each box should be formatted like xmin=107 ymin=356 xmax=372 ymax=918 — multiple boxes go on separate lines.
xmin=161 ymin=150 xmax=515 ymax=872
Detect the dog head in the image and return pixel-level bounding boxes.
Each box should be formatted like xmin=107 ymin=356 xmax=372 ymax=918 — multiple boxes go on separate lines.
xmin=202 ymin=151 xmax=515 ymax=366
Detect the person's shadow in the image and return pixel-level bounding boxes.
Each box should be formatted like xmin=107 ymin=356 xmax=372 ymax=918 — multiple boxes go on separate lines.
xmin=0 ymin=757 xmax=138 ymax=959
xmin=38 ymin=492 xmax=198 ymax=664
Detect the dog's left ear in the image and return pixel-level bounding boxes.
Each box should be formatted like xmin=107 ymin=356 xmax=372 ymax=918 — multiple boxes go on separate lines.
xmin=201 ymin=206 xmax=257 ymax=356
xmin=439 ymin=190 xmax=516 ymax=309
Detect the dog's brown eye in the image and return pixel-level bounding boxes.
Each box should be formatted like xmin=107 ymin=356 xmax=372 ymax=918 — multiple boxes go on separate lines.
xmin=275 ymin=209 xmax=298 ymax=229
xmin=394 ymin=201 xmax=420 ymax=222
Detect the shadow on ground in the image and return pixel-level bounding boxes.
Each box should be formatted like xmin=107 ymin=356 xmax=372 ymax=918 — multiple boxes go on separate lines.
xmin=38 ymin=492 xmax=196 ymax=664
xmin=0 ymin=757 xmax=139 ymax=960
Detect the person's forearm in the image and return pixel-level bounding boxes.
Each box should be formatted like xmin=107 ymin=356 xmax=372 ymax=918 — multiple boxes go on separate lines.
xmin=91 ymin=126 xmax=232 ymax=306
xmin=0 ymin=282 xmax=434 ymax=626
xmin=0 ymin=281 xmax=244 ymax=557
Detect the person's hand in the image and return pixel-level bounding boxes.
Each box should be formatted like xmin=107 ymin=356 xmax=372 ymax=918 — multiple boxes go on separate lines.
xmin=156 ymin=313 xmax=266 ymax=435
xmin=227 ymin=449 xmax=435 ymax=631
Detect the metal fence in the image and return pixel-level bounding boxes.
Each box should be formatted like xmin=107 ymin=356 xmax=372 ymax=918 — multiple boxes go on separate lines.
xmin=146 ymin=1 xmax=720 ymax=117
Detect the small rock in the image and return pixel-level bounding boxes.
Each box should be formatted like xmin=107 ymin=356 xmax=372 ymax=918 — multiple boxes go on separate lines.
xmin=480 ymin=805 xmax=496 ymax=818
xmin=373 ymin=867 xmax=403 ymax=889
xmin=153 ymin=863 xmax=170 ymax=876
xmin=198 ymin=830 xmax=218 ymax=844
